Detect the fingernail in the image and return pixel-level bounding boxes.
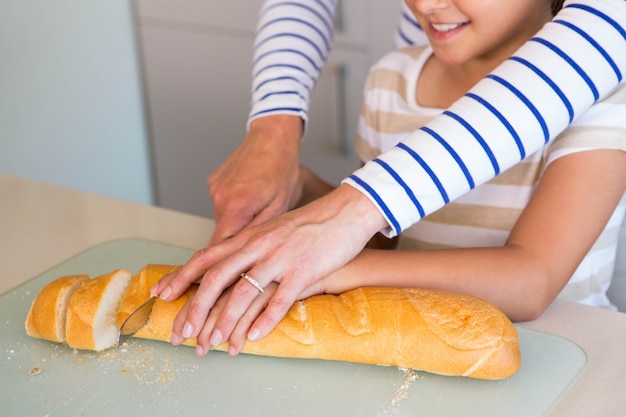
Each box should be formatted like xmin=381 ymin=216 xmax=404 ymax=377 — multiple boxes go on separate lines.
xmin=159 ymin=286 xmax=172 ymax=300
xmin=149 ymin=284 xmax=158 ymax=298
xmin=248 ymin=328 xmax=259 ymax=341
xmin=182 ymin=321 xmax=193 ymax=338
xmin=171 ymin=332 xmax=183 ymax=345
xmin=196 ymin=345 xmax=205 ymax=356
xmin=210 ymin=329 xmax=222 ymax=346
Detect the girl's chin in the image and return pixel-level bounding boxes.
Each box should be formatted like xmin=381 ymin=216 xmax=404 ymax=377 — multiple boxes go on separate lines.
xmin=431 ymin=50 xmax=469 ymax=67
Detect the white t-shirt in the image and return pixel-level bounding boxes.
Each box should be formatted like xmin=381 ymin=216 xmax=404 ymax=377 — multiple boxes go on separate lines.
xmin=354 ymin=46 xmax=626 ymax=309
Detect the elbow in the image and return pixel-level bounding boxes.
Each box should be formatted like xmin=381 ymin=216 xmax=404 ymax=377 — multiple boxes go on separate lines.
xmin=505 ymin=270 xmax=559 ymax=323
xmin=497 ymin=243 xmax=574 ymax=322
xmin=509 ymin=303 xmax=547 ymax=322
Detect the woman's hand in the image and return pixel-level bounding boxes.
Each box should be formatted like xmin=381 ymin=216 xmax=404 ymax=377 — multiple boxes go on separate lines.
xmin=151 ymin=184 xmax=388 ymax=353
xmin=182 ymin=282 xmax=280 ymax=356
xmin=207 ymin=115 xmax=302 ymax=245
xmin=180 ymin=279 xmax=325 ymax=356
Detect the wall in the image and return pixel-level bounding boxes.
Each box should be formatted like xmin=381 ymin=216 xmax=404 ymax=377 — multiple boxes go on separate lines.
xmin=0 ymin=0 xmax=154 ymax=205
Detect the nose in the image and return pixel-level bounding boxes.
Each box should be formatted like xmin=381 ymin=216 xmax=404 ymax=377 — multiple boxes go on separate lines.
xmin=410 ymin=0 xmax=449 ymax=15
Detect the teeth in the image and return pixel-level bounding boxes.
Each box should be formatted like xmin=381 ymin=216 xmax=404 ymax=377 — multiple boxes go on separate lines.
xmin=431 ymin=22 xmax=464 ymax=32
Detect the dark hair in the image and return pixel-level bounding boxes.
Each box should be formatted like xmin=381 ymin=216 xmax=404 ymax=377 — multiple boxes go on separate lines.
xmin=552 ymin=0 xmax=565 ymax=15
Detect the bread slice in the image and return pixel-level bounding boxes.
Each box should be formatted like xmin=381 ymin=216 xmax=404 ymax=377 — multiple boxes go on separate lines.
xmin=116 ymin=264 xmax=181 ymax=329
xmin=25 ymin=274 xmax=90 ymax=342
xmin=65 ymin=269 xmax=132 ymax=351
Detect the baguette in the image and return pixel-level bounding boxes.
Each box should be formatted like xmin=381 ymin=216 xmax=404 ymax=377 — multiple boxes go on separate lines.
xmin=116 ymin=264 xmax=181 ymax=328
xmin=27 ymin=265 xmax=521 ymax=379
xmin=25 ymin=274 xmax=90 ymax=342
xmin=65 ymin=269 xmax=132 ymax=351
xmin=135 ymin=285 xmax=521 ymax=379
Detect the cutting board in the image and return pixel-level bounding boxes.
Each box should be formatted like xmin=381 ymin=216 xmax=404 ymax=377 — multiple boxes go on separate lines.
xmin=1 ymin=238 xmax=587 ymax=417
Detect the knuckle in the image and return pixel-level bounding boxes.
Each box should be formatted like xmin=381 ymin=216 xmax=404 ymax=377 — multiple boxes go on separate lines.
xmin=266 ymin=294 xmax=292 ymax=315
xmin=233 ymin=278 xmax=261 ymax=298
xmin=188 ymin=247 xmax=211 ymax=265
xmin=217 ymin=311 xmax=238 ymax=332
xmin=186 ymin=301 xmax=204 ymax=318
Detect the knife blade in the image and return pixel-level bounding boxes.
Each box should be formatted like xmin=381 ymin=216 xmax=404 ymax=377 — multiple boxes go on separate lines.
xmin=117 ymin=296 xmax=156 ymax=346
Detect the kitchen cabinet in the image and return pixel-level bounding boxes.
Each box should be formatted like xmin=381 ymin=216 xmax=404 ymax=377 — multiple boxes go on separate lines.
xmin=135 ymin=0 xmax=401 ymax=217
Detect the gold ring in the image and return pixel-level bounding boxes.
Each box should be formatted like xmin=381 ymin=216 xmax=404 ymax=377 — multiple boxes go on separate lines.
xmin=240 ymin=272 xmax=264 ymax=293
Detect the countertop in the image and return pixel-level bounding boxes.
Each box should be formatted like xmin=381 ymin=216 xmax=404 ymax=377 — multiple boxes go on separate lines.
xmin=2 ymin=173 xmax=625 ymax=416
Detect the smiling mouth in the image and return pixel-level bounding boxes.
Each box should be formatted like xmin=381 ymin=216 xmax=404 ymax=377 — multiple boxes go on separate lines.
xmin=430 ymin=22 xmax=469 ymax=33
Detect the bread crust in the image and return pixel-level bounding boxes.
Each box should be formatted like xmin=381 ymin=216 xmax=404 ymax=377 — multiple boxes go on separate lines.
xmin=116 ymin=264 xmax=181 ymax=328
xmin=27 ymin=265 xmax=521 ymax=379
xmin=65 ymin=269 xmax=132 ymax=351
xmin=135 ymin=286 xmax=521 ymax=379
xmin=25 ymin=274 xmax=89 ymax=342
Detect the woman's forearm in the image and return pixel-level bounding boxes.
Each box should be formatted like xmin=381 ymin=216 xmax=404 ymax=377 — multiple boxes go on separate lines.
xmin=249 ymin=0 xmax=337 ymax=125
xmin=248 ymin=0 xmax=426 ymax=127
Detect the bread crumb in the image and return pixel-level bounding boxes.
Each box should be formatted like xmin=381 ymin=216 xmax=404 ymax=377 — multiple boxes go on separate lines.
xmin=29 ymin=367 xmax=41 ymax=375
xmin=76 ymin=357 xmax=83 ymax=364
xmin=390 ymin=391 xmax=408 ymax=404
xmin=121 ymin=369 xmax=128 ymax=374
xmin=390 ymin=368 xmax=419 ymax=406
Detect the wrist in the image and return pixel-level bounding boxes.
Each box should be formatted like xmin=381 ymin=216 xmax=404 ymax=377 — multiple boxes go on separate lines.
xmin=333 ymin=184 xmax=390 ymax=238
xmin=245 ymin=114 xmax=303 ymax=191
xmin=248 ymin=114 xmax=303 ymax=144
xmin=301 ymin=184 xmax=389 ymax=253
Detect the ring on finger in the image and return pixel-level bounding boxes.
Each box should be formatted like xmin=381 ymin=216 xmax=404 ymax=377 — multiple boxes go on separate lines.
xmin=240 ymin=272 xmax=264 ymax=293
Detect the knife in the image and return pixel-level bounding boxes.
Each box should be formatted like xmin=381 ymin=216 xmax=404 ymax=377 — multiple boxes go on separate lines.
xmin=116 ymin=296 xmax=156 ymax=347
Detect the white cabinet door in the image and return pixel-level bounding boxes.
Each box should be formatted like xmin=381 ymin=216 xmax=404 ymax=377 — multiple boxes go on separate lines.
xmin=136 ymin=0 xmax=397 ymax=218
xmin=302 ymin=53 xmax=368 ymax=186
xmin=138 ymin=24 xmax=254 ymax=217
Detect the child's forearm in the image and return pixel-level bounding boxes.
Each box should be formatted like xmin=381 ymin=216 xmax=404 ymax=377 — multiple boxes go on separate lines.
xmin=322 ymin=246 xmax=560 ymax=322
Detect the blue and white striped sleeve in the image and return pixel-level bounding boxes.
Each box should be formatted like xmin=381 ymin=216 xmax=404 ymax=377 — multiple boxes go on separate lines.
xmin=248 ymin=0 xmax=337 ymax=127
xmin=343 ymin=0 xmax=626 ymax=237
xmin=248 ymin=0 xmax=425 ymax=128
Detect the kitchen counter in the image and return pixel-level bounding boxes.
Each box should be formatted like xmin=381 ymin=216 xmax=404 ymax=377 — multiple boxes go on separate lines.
xmin=2 ymin=173 xmax=625 ymax=416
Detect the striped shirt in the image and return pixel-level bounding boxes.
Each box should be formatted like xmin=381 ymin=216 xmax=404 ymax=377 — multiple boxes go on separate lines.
xmin=250 ymin=0 xmax=626 ymax=237
xmin=249 ymin=1 xmax=425 ymax=126
xmin=355 ymin=46 xmax=626 ymax=308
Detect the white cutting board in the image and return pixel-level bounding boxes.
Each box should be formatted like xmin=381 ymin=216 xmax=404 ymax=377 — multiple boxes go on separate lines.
xmin=0 ymin=239 xmax=587 ymax=417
